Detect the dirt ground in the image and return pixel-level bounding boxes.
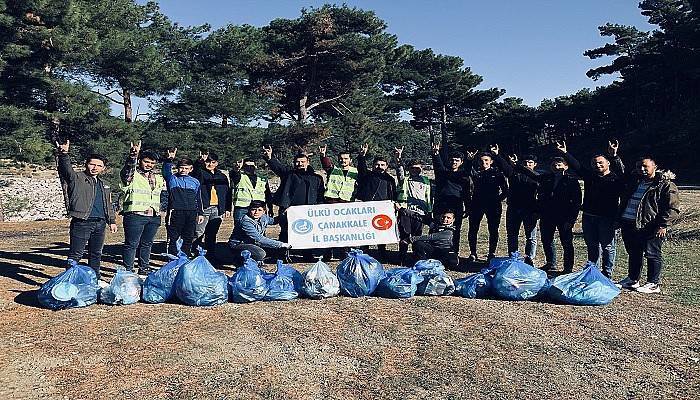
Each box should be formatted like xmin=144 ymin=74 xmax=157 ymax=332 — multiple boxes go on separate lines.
xmin=0 ymin=215 xmax=699 ymax=400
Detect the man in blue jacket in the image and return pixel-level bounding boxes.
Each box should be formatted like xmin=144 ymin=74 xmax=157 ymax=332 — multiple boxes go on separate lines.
xmin=162 ymin=147 xmax=201 ymax=257
xmin=228 ymin=200 xmax=292 ymax=263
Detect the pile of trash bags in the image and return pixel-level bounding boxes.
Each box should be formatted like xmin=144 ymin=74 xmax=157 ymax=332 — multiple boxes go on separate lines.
xmin=37 ymin=249 xmax=620 ymax=310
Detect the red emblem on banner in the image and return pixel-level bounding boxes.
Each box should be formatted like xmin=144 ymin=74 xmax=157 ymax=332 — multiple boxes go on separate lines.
xmin=372 ymin=214 xmax=393 ymax=230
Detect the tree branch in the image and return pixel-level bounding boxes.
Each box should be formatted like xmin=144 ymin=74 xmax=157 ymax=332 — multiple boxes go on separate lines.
xmin=90 ymin=89 xmax=125 ymax=105
xmin=307 ymin=93 xmax=346 ymax=112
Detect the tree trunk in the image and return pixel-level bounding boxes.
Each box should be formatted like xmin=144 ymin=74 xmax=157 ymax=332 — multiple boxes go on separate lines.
xmin=123 ymin=87 xmax=132 ymax=123
xmin=299 ymin=95 xmax=308 ymax=122
xmin=440 ymin=104 xmax=448 ymax=161
xmin=221 ymin=114 xmax=228 ymax=128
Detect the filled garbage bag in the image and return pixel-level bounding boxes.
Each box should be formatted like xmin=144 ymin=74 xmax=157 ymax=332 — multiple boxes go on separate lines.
xmin=548 ymin=262 xmax=621 ymax=306
xmin=174 ymin=248 xmax=228 ymax=306
xmin=143 ymin=244 xmax=190 ymax=303
xmin=274 ymin=260 xmax=304 ymax=293
xmin=412 ymin=259 xmax=445 ymax=276
xmin=454 ymin=273 xmax=492 ymax=299
xmin=263 ymin=269 xmax=298 ymax=302
xmin=302 ymin=258 xmax=340 ymax=299
xmin=38 ymin=260 xmax=98 ymax=310
xmin=336 ymin=249 xmax=386 ymax=297
xmin=491 ymin=252 xmax=549 ymax=301
xmin=416 ymin=271 xmax=455 ymax=296
xmin=375 ymin=268 xmax=424 ymax=299
xmin=229 ymin=250 xmax=268 ymax=303
xmin=99 ymin=270 xmax=142 ymax=305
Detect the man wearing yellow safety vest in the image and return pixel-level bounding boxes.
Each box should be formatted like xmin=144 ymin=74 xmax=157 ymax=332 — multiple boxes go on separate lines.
xmin=319 ymin=144 xmax=358 ymax=203
xmin=230 ymin=158 xmax=273 ymax=223
xmin=393 ymin=146 xmax=433 ymax=262
xmin=119 ymin=140 xmax=166 ymax=276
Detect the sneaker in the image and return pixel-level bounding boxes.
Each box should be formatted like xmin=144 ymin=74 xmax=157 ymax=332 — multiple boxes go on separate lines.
xmin=615 ymin=277 xmax=640 ymax=289
xmin=636 ymin=282 xmax=661 ymax=294
xmin=467 ymin=254 xmax=477 ymax=263
xmin=98 ymin=280 xmax=110 ymax=289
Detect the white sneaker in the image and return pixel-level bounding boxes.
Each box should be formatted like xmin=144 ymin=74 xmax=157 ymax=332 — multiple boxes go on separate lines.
xmin=615 ymin=277 xmax=640 ymax=289
xmin=98 ymin=280 xmax=110 ymax=289
xmin=636 ymin=282 xmax=661 ymax=294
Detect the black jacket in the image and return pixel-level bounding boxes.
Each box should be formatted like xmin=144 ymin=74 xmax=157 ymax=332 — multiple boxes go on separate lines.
xmin=192 ymin=160 xmax=231 ymax=215
xmin=563 ymin=152 xmax=624 ymax=219
xmin=520 ymin=166 xmax=581 ymax=222
xmin=57 ymin=153 xmax=116 ymax=224
xmin=619 ymin=170 xmax=680 ymax=230
xmin=410 ymin=223 xmax=454 ymax=249
xmin=267 ymin=158 xmax=325 ymax=209
xmin=495 ymin=155 xmax=539 ymax=213
xmin=466 ymin=160 xmax=508 ymax=208
xmin=356 ymin=155 xmax=397 ymax=202
xmin=432 ymin=154 xmax=472 ymax=213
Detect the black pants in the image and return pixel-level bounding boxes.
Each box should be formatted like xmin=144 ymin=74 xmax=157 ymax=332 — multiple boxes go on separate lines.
xmin=540 ymin=217 xmax=575 ymax=271
xmin=398 ymin=209 xmax=425 ymax=255
xmin=621 ymin=223 xmax=664 ymax=283
xmin=412 ymin=241 xmax=459 ymax=269
xmin=166 ymin=210 xmax=198 ymax=257
xmin=68 ymin=217 xmax=107 ymax=279
xmin=229 ymin=243 xmax=285 ymax=264
xmin=468 ymin=204 xmax=502 ymax=256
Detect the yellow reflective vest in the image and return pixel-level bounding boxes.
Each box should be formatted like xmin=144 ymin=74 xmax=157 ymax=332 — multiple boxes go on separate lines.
xmin=120 ymin=172 xmax=165 ymax=213
xmin=233 ymin=174 xmax=267 ymax=208
xmin=324 ymin=166 xmax=358 ymax=201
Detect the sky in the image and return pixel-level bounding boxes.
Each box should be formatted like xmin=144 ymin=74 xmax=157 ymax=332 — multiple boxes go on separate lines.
xmin=122 ymin=0 xmax=654 ymax=118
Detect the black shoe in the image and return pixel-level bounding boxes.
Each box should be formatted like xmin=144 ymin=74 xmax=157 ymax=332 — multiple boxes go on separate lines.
xmin=487 ymin=253 xmax=496 ymax=261
xmin=541 ymin=263 xmax=554 ymax=271
xmin=524 ymin=256 xmax=534 ymax=266
xmin=467 ymin=254 xmax=477 ymax=263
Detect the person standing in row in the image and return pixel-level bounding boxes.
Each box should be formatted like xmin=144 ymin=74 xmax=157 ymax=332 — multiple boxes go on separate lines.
xmin=162 ymin=147 xmax=200 ymax=257
xmin=431 ymin=142 xmax=472 ymax=254
xmin=192 ymin=151 xmax=231 ymax=260
xmin=394 ymin=146 xmax=433 ymax=263
xmin=120 ymin=140 xmax=165 ymax=276
xmin=560 ymin=140 xmax=625 ymax=278
xmin=229 ymin=158 xmax=273 ymax=223
xmin=55 ymin=140 xmax=117 ymax=283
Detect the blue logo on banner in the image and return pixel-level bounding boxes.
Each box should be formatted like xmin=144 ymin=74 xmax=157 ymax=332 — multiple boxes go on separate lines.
xmin=291 ymin=219 xmax=313 ymax=235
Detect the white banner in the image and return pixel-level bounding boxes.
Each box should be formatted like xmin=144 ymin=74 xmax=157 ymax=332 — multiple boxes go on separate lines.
xmin=286 ymin=200 xmax=399 ymax=249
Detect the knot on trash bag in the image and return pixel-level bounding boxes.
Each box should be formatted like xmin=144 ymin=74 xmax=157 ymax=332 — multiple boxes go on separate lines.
xmin=509 ymin=251 xmax=522 ymax=260
xmin=241 ymin=250 xmax=252 ymax=260
xmin=196 ymin=246 xmax=207 ymax=256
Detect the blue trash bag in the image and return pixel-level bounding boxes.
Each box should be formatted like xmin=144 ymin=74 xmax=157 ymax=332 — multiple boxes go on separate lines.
xmin=99 ymin=270 xmax=142 ymax=305
xmin=454 ymin=273 xmax=492 ymax=299
xmin=263 ymin=262 xmax=299 ymax=301
xmin=416 ymin=271 xmax=455 ymax=296
xmin=413 ymin=259 xmax=445 ymax=276
xmin=302 ymin=258 xmax=340 ymax=299
xmin=481 ymin=254 xmax=515 ymax=277
xmin=375 ymin=268 xmax=424 ymax=299
xmin=336 ymin=249 xmax=386 ymax=297
xmin=229 ymin=250 xmax=268 ymax=303
xmin=491 ymin=252 xmax=549 ymax=301
xmin=174 ymin=248 xmax=228 ymax=306
xmin=38 ymin=260 xmax=98 ymax=310
xmin=142 ymin=252 xmax=190 ymax=304
xmin=548 ymin=262 xmax=621 ymax=306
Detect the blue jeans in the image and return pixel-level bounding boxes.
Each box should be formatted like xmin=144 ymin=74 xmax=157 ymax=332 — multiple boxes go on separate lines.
xmin=582 ymin=213 xmax=617 ymax=277
xmin=233 ymin=207 xmax=248 ymax=223
xmin=122 ymin=213 xmax=161 ymax=271
xmin=505 ymin=207 xmax=538 ymax=259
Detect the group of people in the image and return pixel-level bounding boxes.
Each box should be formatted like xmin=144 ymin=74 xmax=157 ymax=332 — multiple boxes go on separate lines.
xmin=56 ymin=137 xmax=680 ymax=294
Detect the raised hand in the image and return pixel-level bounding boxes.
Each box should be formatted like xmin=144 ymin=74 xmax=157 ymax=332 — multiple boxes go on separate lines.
xmin=555 ymin=140 xmax=567 ymax=153
xmin=262 ymin=145 xmax=273 ymax=160
xmin=431 ymin=142 xmax=440 ymax=155
xmin=198 ymin=150 xmax=208 ymax=161
xmin=360 ymin=143 xmax=369 ymax=156
xmin=607 ymin=139 xmax=619 ymax=157
xmin=129 ymin=140 xmax=141 ymax=157
xmin=489 ymin=144 xmax=499 ymax=155
xmin=393 ymin=146 xmax=404 ymax=160
xmin=55 ymin=139 xmax=70 ymax=154
xmin=109 ymin=224 xmax=118 ymax=234
xmin=166 ymin=147 xmax=177 ymax=159
xmin=465 ymin=149 xmax=477 ymax=160
xmin=318 ymin=144 xmax=327 ymax=157
xmin=508 ymin=153 xmax=518 ymax=163
xmin=235 ymin=159 xmax=244 ymax=170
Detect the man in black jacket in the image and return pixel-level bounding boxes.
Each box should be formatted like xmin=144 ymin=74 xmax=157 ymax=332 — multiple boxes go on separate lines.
xmin=431 ymin=142 xmax=472 ymax=253
xmin=492 ymin=146 xmax=539 ymax=265
xmin=616 ymin=156 xmax=680 ymax=293
xmin=192 ymin=151 xmax=231 ymax=257
xmin=55 ymin=140 xmax=117 ymax=282
xmin=262 ymin=145 xmax=325 ymax=242
xmin=466 ymin=149 xmax=508 ymax=262
xmin=559 ymin=140 xmax=624 ymax=278
xmin=403 ymin=211 xmax=459 ymax=269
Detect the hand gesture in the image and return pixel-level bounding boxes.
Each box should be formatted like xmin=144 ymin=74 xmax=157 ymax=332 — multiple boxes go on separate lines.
xmin=655 ymin=227 xmax=667 ymax=238
xmin=489 ymin=144 xmax=499 ymax=155
xmin=55 ymin=139 xmax=70 ymax=154
xmin=318 ymin=144 xmax=327 ymax=157
xmin=393 ymin=146 xmax=404 ymax=160
xmin=129 ymin=140 xmax=141 ymax=157
xmin=465 ymin=150 xmax=477 ymax=161
xmin=508 ymin=153 xmax=518 ymax=163
xmin=431 ymin=142 xmax=440 ymax=155
xmin=607 ymin=139 xmax=619 ymax=157
xmin=262 ymin=145 xmax=273 ymax=159
xmin=166 ymin=147 xmax=177 ymax=159
xmin=198 ymin=150 xmax=208 ymax=161
xmin=197 ymin=215 xmax=205 ymax=224
xmin=109 ymin=224 xmax=118 ymax=234
xmin=360 ymin=143 xmax=369 ymax=156
xmin=234 ymin=159 xmax=244 ymax=170
xmin=555 ymin=140 xmax=567 ymax=153
xmin=223 ymin=211 xmax=231 ymax=219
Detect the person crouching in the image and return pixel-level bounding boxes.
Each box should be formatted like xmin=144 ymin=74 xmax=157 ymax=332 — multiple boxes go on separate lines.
xmin=402 ymin=211 xmax=459 ymax=269
xmin=227 ymin=200 xmax=292 ymax=264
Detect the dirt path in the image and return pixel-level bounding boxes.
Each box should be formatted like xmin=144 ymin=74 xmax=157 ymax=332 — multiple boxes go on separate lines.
xmin=0 ymin=220 xmax=698 ymax=400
